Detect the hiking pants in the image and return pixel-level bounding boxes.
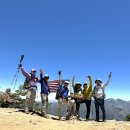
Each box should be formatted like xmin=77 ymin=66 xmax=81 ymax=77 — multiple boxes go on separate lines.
xmin=25 ymin=90 xmax=36 ymax=111
xmin=95 ymin=98 xmax=106 ymax=121
xmin=41 ymin=94 xmax=48 ymax=115
xmin=57 ymin=98 xmax=75 ymax=118
xmin=76 ymin=100 xmax=91 ymax=119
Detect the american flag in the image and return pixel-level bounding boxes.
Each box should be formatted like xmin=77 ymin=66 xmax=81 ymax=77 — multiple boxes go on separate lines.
xmin=48 ymin=80 xmax=70 ymax=93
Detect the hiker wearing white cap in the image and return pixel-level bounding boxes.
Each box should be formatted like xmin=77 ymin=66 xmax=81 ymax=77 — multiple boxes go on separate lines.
xmin=40 ymin=69 xmax=50 ymax=119
xmin=56 ymin=71 xmax=74 ymax=120
xmin=19 ymin=64 xmax=39 ymax=114
xmin=93 ymin=72 xmax=112 ymax=122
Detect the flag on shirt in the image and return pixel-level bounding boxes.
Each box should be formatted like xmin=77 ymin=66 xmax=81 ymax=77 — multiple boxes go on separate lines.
xmin=48 ymin=80 xmax=70 ymax=93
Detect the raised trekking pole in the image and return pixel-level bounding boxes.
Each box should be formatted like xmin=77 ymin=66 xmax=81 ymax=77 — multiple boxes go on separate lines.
xmin=11 ymin=55 xmax=24 ymax=89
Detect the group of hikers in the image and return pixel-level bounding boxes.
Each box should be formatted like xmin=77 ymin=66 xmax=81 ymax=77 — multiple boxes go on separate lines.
xmin=19 ymin=63 xmax=112 ymax=122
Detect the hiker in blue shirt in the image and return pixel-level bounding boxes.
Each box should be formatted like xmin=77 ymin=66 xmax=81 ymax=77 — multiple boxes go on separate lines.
xmin=40 ymin=69 xmax=50 ymax=118
xmin=56 ymin=71 xmax=75 ymax=120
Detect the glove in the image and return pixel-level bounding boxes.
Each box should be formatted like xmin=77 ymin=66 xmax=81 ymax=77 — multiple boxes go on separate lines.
xmin=58 ymin=71 xmax=61 ymax=75
xmin=18 ymin=64 xmax=22 ymax=68
xmin=109 ymin=72 xmax=112 ymax=78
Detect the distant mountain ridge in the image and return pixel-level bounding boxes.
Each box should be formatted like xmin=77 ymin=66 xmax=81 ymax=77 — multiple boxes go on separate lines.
xmin=37 ymin=98 xmax=130 ymax=121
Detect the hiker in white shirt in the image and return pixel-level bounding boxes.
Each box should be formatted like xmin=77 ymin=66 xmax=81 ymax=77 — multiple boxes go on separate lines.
xmin=93 ymin=72 xmax=112 ymax=122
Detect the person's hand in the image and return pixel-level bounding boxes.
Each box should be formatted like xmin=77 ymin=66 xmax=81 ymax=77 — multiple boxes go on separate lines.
xmin=36 ymin=77 xmax=38 ymax=80
xmin=48 ymin=89 xmax=51 ymax=93
xmin=58 ymin=70 xmax=61 ymax=75
xmin=18 ymin=64 xmax=22 ymax=68
xmin=73 ymin=75 xmax=76 ymax=79
xmin=109 ymin=72 xmax=112 ymax=78
xmin=40 ymin=69 xmax=43 ymax=74
xmin=87 ymin=75 xmax=91 ymax=78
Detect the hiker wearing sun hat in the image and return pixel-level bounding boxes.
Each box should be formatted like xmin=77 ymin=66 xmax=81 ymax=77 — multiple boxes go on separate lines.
xmin=93 ymin=72 xmax=112 ymax=122
xmin=72 ymin=76 xmax=82 ymax=118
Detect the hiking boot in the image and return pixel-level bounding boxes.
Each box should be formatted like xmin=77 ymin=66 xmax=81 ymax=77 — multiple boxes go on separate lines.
xmin=103 ymin=119 xmax=106 ymax=122
xmin=59 ymin=116 xmax=65 ymax=120
xmin=95 ymin=119 xmax=99 ymax=122
xmin=30 ymin=111 xmax=35 ymax=115
xmin=42 ymin=114 xmax=50 ymax=119
xmin=86 ymin=119 xmax=90 ymax=121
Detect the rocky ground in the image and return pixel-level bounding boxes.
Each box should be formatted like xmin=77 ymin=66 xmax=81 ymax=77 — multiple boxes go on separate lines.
xmin=0 ymin=108 xmax=130 ymax=130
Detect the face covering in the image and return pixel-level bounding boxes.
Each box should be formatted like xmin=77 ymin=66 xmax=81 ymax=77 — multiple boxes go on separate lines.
xmin=31 ymin=71 xmax=36 ymax=77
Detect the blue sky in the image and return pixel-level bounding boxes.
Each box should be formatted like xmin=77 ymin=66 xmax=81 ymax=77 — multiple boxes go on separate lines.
xmin=0 ymin=0 xmax=130 ymax=101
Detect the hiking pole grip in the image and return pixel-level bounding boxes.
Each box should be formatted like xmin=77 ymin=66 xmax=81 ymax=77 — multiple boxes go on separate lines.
xmin=20 ymin=55 xmax=24 ymax=63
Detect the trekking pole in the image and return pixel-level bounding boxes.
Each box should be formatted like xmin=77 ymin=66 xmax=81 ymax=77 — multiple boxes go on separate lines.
xmin=11 ymin=55 xmax=24 ymax=89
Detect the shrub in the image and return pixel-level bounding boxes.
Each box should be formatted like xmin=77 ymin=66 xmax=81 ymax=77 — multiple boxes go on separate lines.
xmin=125 ymin=114 xmax=130 ymax=121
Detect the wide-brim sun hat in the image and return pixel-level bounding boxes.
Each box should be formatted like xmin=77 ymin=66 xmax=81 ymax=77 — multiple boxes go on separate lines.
xmin=95 ymin=79 xmax=102 ymax=83
xmin=75 ymin=82 xmax=82 ymax=86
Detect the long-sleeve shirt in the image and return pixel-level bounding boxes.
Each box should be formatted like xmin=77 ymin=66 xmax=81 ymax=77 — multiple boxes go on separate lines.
xmin=40 ymin=73 xmax=50 ymax=95
xmin=82 ymin=77 xmax=92 ymax=100
xmin=21 ymin=67 xmax=38 ymax=91
xmin=94 ymin=77 xmax=111 ymax=99
xmin=72 ymin=78 xmax=82 ymax=94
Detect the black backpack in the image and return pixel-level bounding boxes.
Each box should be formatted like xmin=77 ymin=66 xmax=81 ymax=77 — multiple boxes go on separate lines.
xmin=55 ymin=85 xmax=69 ymax=100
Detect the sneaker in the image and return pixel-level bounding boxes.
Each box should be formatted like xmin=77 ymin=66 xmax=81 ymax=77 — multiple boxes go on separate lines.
xmin=78 ymin=117 xmax=83 ymax=121
xmin=25 ymin=110 xmax=29 ymax=114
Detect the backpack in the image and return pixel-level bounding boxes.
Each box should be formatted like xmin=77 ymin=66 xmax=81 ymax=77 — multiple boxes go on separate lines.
xmin=55 ymin=85 xmax=69 ymax=100
xmin=55 ymin=88 xmax=62 ymax=100
xmin=23 ymin=77 xmax=30 ymax=89
xmin=23 ymin=75 xmax=37 ymax=90
xmin=93 ymin=86 xmax=106 ymax=99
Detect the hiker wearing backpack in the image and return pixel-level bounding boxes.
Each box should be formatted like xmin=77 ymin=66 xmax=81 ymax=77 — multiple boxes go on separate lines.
xmin=39 ymin=69 xmax=50 ymax=118
xmin=72 ymin=76 xmax=82 ymax=118
xmin=19 ymin=64 xmax=39 ymax=114
xmin=56 ymin=71 xmax=74 ymax=120
xmin=93 ymin=72 xmax=112 ymax=122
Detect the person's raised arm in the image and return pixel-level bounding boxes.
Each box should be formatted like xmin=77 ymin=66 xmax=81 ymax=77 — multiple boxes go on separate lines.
xmin=88 ymin=75 xmax=92 ymax=92
xmin=19 ymin=64 xmax=31 ymax=80
xmin=40 ymin=69 xmax=44 ymax=80
xmin=72 ymin=75 xmax=75 ymax=91
xmin=102 ymin=72 xmax=112 ymax=89
xmin=58 ymin=71 xmax=62 ymax=85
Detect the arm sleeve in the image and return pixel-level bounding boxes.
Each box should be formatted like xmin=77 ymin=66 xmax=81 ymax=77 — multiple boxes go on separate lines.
xmin=21 ymin=67 xmax=31 ymax=80
xmin=72 ymin=78 xmax=75 ymax=91
xmin=102 ymin=77 xmax=111 ymax=89
xmin=88 ymin=76 xmax=92 ymax=92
